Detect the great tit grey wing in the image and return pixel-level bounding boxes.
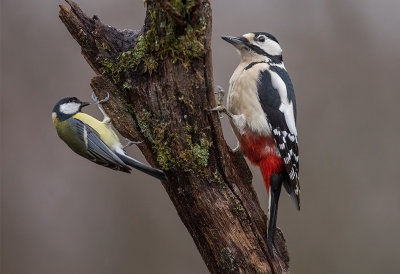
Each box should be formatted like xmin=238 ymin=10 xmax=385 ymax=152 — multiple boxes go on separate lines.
xmin=70 ymin=118 xmax=131 ymax=173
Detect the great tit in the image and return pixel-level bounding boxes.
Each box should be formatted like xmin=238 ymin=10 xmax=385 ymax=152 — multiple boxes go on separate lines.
xmin=51 ymin=93 xmax=166 ymax=180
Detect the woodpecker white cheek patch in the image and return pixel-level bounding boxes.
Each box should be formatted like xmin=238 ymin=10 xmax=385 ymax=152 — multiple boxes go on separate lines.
xmin=261 ymin=40 xmax=282 ymax=56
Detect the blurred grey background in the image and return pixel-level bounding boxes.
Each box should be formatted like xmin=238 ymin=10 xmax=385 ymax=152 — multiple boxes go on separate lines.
xmin=2 ymin=0 xmax=400 ymax=273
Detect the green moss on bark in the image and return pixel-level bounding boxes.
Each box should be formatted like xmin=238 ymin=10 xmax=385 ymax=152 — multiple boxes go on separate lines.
xmin=135 ymin=109 xmax=211 ymax=173
xmin=98 ymin=0 xmax=206 ymax=84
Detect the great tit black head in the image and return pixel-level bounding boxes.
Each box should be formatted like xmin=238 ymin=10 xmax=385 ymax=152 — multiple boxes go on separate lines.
xmin=52 ymin=97 xmax=90 ymax=121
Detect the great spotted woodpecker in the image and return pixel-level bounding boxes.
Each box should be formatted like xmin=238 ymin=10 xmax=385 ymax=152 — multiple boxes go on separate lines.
xmin=213 ymin=32 xmax=300 ymax=253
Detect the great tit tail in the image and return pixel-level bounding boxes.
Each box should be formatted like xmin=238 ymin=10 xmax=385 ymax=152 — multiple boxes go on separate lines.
xmin=116 ymin=152 xmax=167 ymax=181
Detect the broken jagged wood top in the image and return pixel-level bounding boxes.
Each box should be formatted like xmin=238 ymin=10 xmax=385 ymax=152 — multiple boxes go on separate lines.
xmin=59 ymin=1 xmax=290 ymax=273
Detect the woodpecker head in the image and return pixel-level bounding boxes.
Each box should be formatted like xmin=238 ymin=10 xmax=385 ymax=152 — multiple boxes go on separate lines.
xmin=222 ymin=32 xmax=283 ymax=63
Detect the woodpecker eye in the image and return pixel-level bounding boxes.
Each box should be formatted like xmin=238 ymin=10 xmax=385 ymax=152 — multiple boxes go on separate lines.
xmin=257 ymin=36 xmax=266 ymax=43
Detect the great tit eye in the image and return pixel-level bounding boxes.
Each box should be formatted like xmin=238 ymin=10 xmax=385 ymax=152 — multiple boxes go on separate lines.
xmin=258 ymin=36 xmax=265 ymax=43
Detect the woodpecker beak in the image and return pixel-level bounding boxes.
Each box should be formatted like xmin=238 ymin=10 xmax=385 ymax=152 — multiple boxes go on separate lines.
xmin=221 ymin=35 xmax=247 ymax=47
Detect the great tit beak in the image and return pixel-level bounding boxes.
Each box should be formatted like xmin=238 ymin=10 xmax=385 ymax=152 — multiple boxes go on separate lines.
xmin=221 ymin=35 xmax=247 ymax=47
xmin=81 ymin=102 xmax=90 ymax=108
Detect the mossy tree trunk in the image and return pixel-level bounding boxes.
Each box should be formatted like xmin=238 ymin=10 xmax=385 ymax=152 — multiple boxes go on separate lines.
xmin=59 ymin=1 xmax=291 ymax=273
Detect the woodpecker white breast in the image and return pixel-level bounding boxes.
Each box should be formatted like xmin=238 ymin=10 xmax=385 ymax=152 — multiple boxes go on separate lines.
xmin=223 ymin=32 xmax=300 ymax=207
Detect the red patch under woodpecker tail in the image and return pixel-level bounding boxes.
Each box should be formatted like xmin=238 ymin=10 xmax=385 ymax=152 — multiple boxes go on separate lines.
xmin=239 ymin=134 xmax=284 ymax=190
xmin=259 ymin=155 xmax=284 ymax=190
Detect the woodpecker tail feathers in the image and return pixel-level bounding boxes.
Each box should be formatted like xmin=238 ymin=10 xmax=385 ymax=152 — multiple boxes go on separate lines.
xmin=266 ymin=173 xmax=284 ymax=255
xmin=283 ymin=179 xmax=301 ymax=211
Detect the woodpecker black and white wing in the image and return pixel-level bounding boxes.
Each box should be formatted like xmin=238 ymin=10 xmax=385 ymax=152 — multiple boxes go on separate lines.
xmin=70 ymin=118 xmax=132 ymax=172
xmin=257 ymin=66 xmax=300 ymax=209
xmin=271 ymin=127 xmax=300 ymax=210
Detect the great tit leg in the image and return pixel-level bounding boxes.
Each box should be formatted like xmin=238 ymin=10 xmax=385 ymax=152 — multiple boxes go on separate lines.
xmin=123 ymin=138 xmax=142 ymax=149
xmin=91 ymin=92 xmax=110 ymax=104
xmin=91 ymin=92 xmax=111 ymax=124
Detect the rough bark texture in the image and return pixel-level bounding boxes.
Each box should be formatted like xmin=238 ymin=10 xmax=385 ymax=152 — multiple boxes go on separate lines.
xmin=59 ymin=1 xmax=290 ymax=273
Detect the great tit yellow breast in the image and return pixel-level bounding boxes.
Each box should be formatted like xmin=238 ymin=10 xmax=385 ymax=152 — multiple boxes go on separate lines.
xmin=72 ymin=112 xmax=121 ymax=149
